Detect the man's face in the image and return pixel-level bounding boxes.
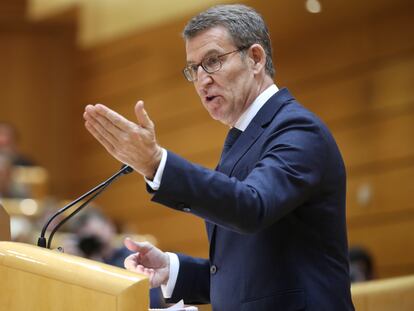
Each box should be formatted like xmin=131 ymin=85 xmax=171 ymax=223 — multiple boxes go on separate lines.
xmin=185 ymin=27 xmax=256 ymax=127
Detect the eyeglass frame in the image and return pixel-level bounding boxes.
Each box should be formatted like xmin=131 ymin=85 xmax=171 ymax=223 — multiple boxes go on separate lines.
xmin=182 ymin=46 xmax=249 ymax=82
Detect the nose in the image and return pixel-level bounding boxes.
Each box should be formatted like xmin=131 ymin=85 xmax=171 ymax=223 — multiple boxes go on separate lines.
xmin=196 ymin=66 xmax=213 ymax=87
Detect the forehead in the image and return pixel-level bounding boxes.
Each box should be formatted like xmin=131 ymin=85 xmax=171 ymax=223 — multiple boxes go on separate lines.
xmin=185 ymin=26 xmax=235 ymax=62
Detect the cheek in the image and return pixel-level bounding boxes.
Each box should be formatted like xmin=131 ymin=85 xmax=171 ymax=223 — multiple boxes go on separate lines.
xmin=228 ymin=75 xmax=249 ymax=99
xmin=194 ymin=84 xmax=202 ymax=97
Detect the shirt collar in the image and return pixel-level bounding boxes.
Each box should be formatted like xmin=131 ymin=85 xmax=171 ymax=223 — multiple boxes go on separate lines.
xmin=234 ymin=84 xmax=279 ymax=131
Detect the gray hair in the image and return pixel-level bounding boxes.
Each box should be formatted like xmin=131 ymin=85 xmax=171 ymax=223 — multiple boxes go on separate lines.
xmin=183 ymin=4 xmax=275 ymax=78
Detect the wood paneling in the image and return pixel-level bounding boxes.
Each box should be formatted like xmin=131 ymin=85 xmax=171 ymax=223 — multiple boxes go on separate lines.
xmin=347 ymin=165 xmax=414 ymax=218
xmin=0 ymin=0 xmax=27 ymax=23
xmin=348 ymin=214 xmax=414 ymax=278
xmin=0 ymin=15 xmax=78 ymax=198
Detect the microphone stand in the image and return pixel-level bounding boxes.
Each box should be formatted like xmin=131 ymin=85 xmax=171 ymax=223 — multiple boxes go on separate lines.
xmin=37 ymin=164 xmax=133 ymax=249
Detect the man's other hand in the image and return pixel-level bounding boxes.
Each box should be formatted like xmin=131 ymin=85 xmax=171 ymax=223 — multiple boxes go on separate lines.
xmin=123 ymin=237 xmax=170 ymax=288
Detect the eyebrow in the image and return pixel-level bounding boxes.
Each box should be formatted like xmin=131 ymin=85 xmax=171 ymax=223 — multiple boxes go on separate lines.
xmin=186 ymin=49 xmax=222 ymax=65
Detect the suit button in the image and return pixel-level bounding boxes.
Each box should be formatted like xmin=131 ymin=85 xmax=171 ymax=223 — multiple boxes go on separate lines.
xmin=177 ymin=202 xmax=190 ymax=212
xmin=210 ymin=265 xmax=217 ymax=274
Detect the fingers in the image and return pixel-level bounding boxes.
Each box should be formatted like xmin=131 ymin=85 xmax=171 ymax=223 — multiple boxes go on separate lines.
xmin=124 ymin=253 xmax=139 ymax=271
xmin=84 ymin=104 xmax=136 ymax=160
xmin=84 ymin=105 xmax=126 ymax=139
xmin=86 ymin=106 xmax=124 ymax=138
xmin=135 ymin=101 xmax=153 ymax=129
xmin=84 ymin=118 xmax=117 ymax=153
xmin=124 ymin=254 xmax=155 ymax=274
xmin=84 ymin=105 xmax=117 ymax=145
xmin=94 ymin=104 xmax=134 ymax=132
xmin=83 ymin=101 xmax=159 ymax=177
xmin=124 ymin=237 xmax=139 ymax=251
xmin=124 ymin=237 xmax=154 ymax=254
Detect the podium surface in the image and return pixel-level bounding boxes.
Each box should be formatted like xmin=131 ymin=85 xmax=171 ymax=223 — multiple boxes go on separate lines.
xmin=0 ymin=241 xmax=149 ymax=311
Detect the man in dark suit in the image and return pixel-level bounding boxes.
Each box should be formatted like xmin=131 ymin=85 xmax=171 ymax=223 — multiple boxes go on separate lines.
xmin=83 ymin=4 xmax=354 ymax=310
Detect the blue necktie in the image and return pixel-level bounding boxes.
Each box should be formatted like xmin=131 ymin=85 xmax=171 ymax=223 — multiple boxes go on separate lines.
xmin=218 ymin=127 xmax=242 ymax=167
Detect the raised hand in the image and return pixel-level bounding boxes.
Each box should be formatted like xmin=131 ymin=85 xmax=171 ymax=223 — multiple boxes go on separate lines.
xmin=83 ymin=100 xmax=163 ymax=179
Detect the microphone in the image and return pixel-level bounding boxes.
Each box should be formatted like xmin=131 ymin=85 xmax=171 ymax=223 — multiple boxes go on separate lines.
xmin=37 ymin=164 xmax=133 ymax=249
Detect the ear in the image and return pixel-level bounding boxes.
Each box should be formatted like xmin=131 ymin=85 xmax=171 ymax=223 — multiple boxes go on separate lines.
xmin=248 ymin=44 xmax=266 ymax=75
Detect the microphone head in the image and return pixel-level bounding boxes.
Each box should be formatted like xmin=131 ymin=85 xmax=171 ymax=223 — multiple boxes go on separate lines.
xmin=121 ymin=164 xmax=133 ymax=174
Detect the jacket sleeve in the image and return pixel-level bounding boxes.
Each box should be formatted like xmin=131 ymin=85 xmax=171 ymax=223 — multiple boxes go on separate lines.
xmin=166 ymin=254 xmax=211 ymax=304
xmin=150 ymin=113 xmax=330 ymax=234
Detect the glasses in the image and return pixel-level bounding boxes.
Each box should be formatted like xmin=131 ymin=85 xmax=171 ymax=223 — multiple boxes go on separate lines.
xmin=182 ymin=47 xmax=247 ymax=82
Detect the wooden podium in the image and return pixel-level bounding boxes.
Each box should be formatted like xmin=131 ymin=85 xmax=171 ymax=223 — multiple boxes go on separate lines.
xmin=0 ymin=204 xmax=10 ymax=241
xmin=0 ymin=241 xmax=149 ymax=311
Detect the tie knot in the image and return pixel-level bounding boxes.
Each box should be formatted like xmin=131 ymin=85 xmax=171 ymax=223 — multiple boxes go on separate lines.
xmin=224 ymin=127 xmax=242 ymax=148
xmin=217 ymin=127 xmax=242 ymax=170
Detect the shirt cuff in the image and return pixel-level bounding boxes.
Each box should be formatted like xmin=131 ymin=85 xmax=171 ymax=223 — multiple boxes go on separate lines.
xmin=161 ymin=252 xmax=179 ymax=298
xmin=145 ymin=148 xmax=167 ymax=190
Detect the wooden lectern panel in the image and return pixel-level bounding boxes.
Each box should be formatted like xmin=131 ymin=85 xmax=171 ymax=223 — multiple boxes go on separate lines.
xmin=0 ymin=242 xmax=149 ymax=311
xmin=352 ymin=275 xmax=414 ymax=311
xmin=0 ymin=204 xmax=10 ymax=241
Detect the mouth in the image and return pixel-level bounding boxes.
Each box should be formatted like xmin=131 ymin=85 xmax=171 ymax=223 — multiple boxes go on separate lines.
xmin=205 ymin=95 xmax=218 ymax=103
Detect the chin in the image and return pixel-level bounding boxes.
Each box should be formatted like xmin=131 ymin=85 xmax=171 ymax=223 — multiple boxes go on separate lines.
xmin=215 ymin=116 xmax=233 ymax=126
xmin=206 ymin=107 xmax=231 ymax=124
xmin=209 ymin=114 xmax=222 ymax=123
xmin=207 ymin=108 xmax=221 ymax=120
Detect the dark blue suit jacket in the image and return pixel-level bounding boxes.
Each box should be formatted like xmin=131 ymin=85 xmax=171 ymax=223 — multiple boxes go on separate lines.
xmin=151 ymin=89 xmax=354 ymax=310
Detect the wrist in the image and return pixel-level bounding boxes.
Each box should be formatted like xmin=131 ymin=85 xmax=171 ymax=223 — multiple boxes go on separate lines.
xmin=162 ymin=252 xmax=171 ymax=285
xmin=160 ymin=252 xmax=179 ymax=298
xmin=144 ymin=146 xmax=163 ymax=180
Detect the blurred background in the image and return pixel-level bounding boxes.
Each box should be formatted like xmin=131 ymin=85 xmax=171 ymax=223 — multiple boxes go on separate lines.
xmin=0 ymin=0 xmax=413 ymax=283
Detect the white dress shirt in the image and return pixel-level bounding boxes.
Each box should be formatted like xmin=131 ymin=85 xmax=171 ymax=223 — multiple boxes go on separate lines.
xmin=145 ymin=84 xmax=279 ymax=298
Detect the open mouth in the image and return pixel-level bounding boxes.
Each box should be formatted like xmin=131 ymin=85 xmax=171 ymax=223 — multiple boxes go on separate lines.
xmin=206 ymin=95 xmax=217 ymax=102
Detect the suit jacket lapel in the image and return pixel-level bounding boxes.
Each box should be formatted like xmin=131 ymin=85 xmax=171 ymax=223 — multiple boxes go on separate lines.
xmin=206 ymin=89 xmax=294 ymax=256
xmin=206 ymin=220 xmax=214 ymax=242
xmin=219 ymin=88 xmax=294 ymax=176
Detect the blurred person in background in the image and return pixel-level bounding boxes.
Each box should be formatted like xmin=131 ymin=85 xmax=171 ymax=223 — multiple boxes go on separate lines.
xmin=0 ymin=151 xmax=29 ymax=198
xmin=1 ymin=150 xmax=33 ymax=245
xmin=349 ymin=246 xmax=374 ymax=283
xmin=10 ymin=216 xmax=35 ymax=243
xmin=66 ymin=208 xmax=166 ymax=308
xmin=70 ymin=208 xmax=127 ymax=265
xmin=0 ymin=122 xmax=34 ymax=167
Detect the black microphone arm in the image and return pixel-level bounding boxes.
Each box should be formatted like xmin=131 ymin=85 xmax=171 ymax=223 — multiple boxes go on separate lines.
xmin=37 ymin=164 xmax=133 ymax=249
xmin=46 ymin=180 xmax=110 ymax=249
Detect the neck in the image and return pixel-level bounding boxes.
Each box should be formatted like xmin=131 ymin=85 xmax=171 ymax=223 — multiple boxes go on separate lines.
xmin=257 ymin=75 xmax=274 ymax=95
xmin=247 ymin=75 xmax=274 ymax=109
xmin=228 ymin=75 xmax=274 ymax=127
